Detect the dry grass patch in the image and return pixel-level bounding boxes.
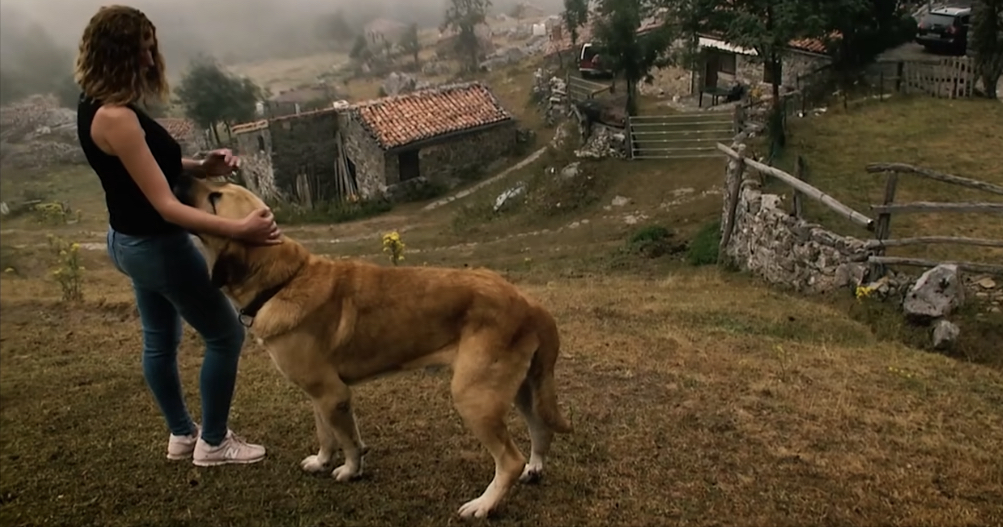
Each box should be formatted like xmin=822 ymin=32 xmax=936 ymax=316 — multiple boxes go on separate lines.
xmin=774 ymin=96 xmax=1003 ymax=265
xmin=2 ymin=268 xmax=1002 ymax=527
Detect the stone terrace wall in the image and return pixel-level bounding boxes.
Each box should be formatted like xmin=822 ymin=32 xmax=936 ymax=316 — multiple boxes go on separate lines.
xmin=720 ymin=139 xmax=873 ymax=294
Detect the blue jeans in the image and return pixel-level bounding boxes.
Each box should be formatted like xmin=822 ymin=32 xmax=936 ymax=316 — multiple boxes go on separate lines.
xmin=107 ymin=227 xmax=246 ymax=446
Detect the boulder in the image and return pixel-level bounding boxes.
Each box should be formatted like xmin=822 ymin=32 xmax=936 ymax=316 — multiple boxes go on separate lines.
xmin=902 ymin=264 xmax=965 ymax=323
xmin=931 ymin=318 xmax=960 ymax=351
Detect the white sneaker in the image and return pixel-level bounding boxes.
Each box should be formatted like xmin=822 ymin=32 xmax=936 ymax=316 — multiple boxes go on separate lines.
xmin=167 ymin=424 xmax=200 ymax=461
xmin=192 ymin=429 xmax=266 ymax=467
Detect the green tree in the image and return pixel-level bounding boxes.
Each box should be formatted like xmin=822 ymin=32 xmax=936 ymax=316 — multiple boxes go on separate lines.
xmin=681 ymin=0 xmax=833 ymax=146
xmin=349 ymin=34 xmax=372 ymax=61
xmin=562 ymin=0 xmax=591 ymax=56
xmin=823 ymin=0 xmax=916 ymax=71
xmin=400 ymin=23 xmax=422 ymax=67
xmin=174 ymin=55 xmax=262 ymax=145
xmin=590 ymin=0 xmax=675 ymax=116
xmin=971 ymin=0 xmax=1003 ymax=99
xmin=441 ymin=0 xmax=492 ymax=72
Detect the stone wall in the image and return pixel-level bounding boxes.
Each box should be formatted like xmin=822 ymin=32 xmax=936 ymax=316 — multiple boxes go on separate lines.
xmin=232 ymin=127 xmax=283 ymax=202
xmin=720 ymin=140 xmax=873 ymax=294
xmin=339 ymin=113 xmax=386 ymax=199
xmin=413 ymin=121 xmax=518 ymax=184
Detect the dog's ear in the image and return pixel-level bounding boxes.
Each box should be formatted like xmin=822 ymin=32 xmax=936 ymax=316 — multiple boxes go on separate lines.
xmin=209 ymin=253 xmax=247 ymax=288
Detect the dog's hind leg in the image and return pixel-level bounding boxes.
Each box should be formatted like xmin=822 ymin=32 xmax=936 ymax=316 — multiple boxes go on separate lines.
xmin=451 ymin=332 xmax=532 ymax=519
xmin=515 ymin=381 xmax=553 ymax=484
xmin=300 ymin=379 xmax=367 ymax=482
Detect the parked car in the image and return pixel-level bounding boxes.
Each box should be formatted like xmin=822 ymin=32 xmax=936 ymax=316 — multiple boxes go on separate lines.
xmin=578 ymin=42 xmax=613 ymax=78
xmin=915 ymin=6 xmax=972 ymax=55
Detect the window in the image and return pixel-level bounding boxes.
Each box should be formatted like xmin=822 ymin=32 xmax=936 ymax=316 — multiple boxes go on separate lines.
xmin=763 ymin=60 xmax=782 ymax=84
xmin=718 ymin=52 xmax=736 ymax=75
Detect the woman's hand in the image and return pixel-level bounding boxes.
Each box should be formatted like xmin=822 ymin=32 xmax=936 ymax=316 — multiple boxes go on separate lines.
xmin=233 ymin=208 xmax=283 ymax=245
xmin=201 ymin=149 xmax=240 ymax=177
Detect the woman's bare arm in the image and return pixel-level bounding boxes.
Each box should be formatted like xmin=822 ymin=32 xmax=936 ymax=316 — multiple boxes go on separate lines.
xmin=93 ymin=106 xmax=238 ymax=237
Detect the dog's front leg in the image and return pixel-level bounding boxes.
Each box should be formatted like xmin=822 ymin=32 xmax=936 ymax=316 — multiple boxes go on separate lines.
xmin=301 ymin=387 xmax=367 ymax=482
xmin=300 ymin=404 xmax=338 ymax=473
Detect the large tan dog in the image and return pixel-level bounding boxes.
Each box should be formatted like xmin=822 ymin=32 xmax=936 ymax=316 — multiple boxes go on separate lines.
xmin=174 ymin=176 xmax=572 ymax=519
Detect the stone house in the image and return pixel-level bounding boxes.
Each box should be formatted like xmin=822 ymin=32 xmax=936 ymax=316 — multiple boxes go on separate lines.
xmin=156 ymin=117 xmax=209 ymax=155
xmin=342 ymin=81 xmax=517 ymax=197
xmin=691 ymin=34 xmax=834 ymax=98
xmin=229 ymin=81 xmax=517 ymax=205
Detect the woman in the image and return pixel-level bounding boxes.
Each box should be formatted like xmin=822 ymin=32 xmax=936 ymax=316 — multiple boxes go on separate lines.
xmin=75 ymin=5 xmax=280 ymax=466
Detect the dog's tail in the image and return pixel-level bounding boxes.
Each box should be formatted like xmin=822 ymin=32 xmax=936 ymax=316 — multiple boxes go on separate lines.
xmin=526 ymin=305 xmax=573 ymax=434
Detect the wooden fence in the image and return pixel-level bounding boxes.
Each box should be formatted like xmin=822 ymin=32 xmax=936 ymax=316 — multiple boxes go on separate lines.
xmin=715 ymin=143 xmax=1003 ymax=277
xmin=863 ymin=163 xmax=1003 ymax=276
xmin=566 ymin=75 xmax=613 ymax=103
xmin=796 ymin=57 xmax=977 ymax=111
xmin=627 ymin=112 xmax=735 ymax=159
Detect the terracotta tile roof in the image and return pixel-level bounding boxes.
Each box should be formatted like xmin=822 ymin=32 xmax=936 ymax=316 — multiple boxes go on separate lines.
xmin=231 ymin=120 xmax=268 ymax=135
xmin=699 ymin=31 xmax=836 ymax=56
xmin=351 ymin=82 xmax=512 ymax=150
xmin=156 ymin=118 xmax=196 ymax=140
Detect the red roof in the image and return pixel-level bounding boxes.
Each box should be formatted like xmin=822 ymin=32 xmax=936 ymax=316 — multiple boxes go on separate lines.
xmin=351 ymin=82 xmax=512 ymax=150
xmin=156 ymin=118 xmax=196 ymax=140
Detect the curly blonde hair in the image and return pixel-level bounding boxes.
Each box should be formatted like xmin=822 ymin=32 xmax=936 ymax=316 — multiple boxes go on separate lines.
xmin=74 ymin=5 xmax=169 ymax=106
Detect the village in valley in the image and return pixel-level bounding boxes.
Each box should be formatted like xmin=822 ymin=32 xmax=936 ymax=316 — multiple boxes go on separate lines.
xmin=1 ymin=0 xmax=1002 ymax=525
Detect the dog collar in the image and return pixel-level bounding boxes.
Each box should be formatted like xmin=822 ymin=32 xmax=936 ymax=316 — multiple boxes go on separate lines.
xmin=237 ymin=279 xmax=292 ymax=328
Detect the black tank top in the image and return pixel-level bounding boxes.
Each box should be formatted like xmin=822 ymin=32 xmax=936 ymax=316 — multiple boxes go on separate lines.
xmin=77 ymin=95 xmax=184 ymax=236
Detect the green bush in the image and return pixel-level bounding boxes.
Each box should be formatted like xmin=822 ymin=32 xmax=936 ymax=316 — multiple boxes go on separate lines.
xmin=686 ymin=220 xmax=721 ymax=266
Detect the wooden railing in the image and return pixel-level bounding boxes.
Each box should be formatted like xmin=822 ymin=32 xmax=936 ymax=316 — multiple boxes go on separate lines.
xmin=864 ymin=163 xmax=1003 ymax=276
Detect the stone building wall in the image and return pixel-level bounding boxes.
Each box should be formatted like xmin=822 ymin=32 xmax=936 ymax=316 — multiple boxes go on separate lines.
xmin=710 ymin=50 xmax=831 ymax=92
xmin=415 ymin=121 xmax=518 ymax=184
xmin=339 ymin=113 xmax=386 ymax=199
xmin=232 ymin=127 xmax=282 ymax=202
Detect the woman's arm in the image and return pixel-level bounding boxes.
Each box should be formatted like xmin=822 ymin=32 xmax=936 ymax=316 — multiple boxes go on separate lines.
xmin=94 ymin=107 xmax=240 ymax=237
xmin=181 ymin=157 xmax=208 ymax=178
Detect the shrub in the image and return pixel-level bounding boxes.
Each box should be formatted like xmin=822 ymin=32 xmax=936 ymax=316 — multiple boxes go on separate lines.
xmin=46 ymin=234 xmax=84 ymax=301
xmin=686 ymin=220 xmax=721 ymax=266
xmin=33 ymin=201 xmax=79 ymax=225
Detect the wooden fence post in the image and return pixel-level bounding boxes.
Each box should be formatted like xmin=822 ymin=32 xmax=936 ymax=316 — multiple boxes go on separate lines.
xmin=868 ymin=171 xmax=899 ymax=279
xmin=791 ymin=155 xmax=806 ymax=218
xmin=718 ymin=145 xmax=746 ymax=265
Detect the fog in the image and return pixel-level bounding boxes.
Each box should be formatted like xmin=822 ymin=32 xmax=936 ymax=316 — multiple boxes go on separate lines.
xmin=0 ymin=0 xmax=561 ymax=104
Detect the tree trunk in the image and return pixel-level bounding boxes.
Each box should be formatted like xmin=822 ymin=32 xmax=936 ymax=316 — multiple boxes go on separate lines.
xmin=626 ymin=77 xmax=638 ymax=116
xmin=982 ymin=72 xmax=1000 ymax=99
xmin=769 ymin=51 xmax=785 ymax=149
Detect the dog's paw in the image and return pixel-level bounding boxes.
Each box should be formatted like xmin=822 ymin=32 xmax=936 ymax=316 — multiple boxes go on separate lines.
xmin=300 ymin=455 xmax=332 ymax=473
xmin=457 ymin=497 xmax=495 ymax=519
xmin=519 ymin=463 xmax=543 ymax=484
xmin=331 ymin=463 xmax=362 ymax=482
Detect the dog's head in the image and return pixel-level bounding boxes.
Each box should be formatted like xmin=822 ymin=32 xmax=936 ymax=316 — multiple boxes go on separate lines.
xmin=173 ymin=174 xmax=272 ymax=289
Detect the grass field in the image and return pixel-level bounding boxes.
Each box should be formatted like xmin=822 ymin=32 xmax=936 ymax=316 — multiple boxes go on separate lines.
xmin=773 ymin=96 xmax=1003 ymax=266
xmin=2 ymin=91 xmax=1002 ymax=526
